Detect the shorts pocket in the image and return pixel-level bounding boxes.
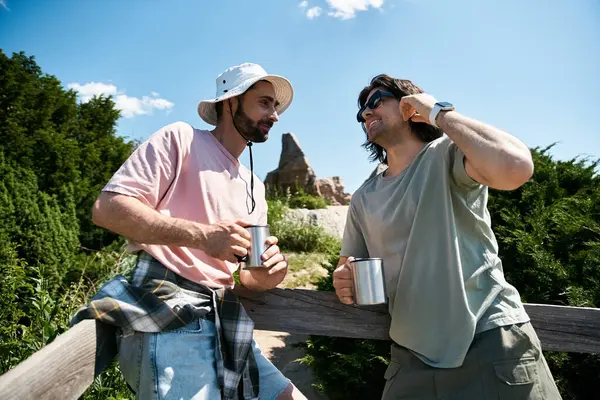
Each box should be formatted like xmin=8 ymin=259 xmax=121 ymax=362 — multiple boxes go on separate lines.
xmin=381 ymin=361 xmax=402 ymax=400
xmin=384 ymin=361 xmax=402 ymax=380
xmin=493 ymin=357 xmax=542 ymax=399
xmin=494 ymin=357 xmax=537 ymax=385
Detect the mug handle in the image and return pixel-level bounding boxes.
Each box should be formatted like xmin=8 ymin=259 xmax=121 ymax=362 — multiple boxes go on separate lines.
xmin=236 ymin=254 xmax=248 ymax=263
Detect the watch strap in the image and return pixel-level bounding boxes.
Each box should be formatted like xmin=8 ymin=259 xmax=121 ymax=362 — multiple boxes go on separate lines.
xmin=429 ymin=102 xmax=455 ymax=128
xmin=429 ymin=103 xmax=443 ymax=128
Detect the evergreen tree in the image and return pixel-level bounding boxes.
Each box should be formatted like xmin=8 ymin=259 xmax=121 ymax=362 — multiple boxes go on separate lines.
xmin=0 ymin=50 xmax=135 ymax=250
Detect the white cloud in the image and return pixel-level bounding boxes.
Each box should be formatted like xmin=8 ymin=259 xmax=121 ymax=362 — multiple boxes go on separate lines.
xmin=68 ymin=81 xmax=174 ymax=118
xmin=1 ymin=0 xmax=10 ymax=10
xmin=326 ymin=0 xmax=384 ymax=20
xmin=67 ymin=82 xmax=118 ymax=103
xmin=306 ymin=6 xmax=322 ymax=19
xmin=298 ymin=1 xmax=308 ymax=8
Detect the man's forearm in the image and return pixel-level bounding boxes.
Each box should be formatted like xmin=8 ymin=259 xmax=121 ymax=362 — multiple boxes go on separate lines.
xmin=92 ymin=192 xmax=205 ymax=248
xmin=437 ymin=111 xmax=534 ymax=189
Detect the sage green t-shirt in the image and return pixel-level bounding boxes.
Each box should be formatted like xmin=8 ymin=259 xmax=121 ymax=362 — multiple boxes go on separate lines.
xmin=341 ymin=135 xmax=530 ymax=368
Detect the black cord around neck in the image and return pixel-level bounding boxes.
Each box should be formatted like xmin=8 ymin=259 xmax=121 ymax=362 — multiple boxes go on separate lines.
xmin=229 ymin=100 xmax=256 ymax=214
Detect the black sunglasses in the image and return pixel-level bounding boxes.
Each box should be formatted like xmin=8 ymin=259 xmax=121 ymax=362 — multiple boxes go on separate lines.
xmin=357 ymin=90 xmax=396 ymax=123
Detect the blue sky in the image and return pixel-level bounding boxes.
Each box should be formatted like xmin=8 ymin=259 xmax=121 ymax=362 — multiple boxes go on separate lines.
xmin=1 ymin=0 xmax=599 ymax=193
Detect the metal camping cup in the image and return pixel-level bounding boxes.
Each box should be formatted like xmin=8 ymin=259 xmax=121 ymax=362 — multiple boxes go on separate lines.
xmin=243 ymin=225 xmax=270 ymax=269
xmin=350 ymin=258 xmax=387 ymax=305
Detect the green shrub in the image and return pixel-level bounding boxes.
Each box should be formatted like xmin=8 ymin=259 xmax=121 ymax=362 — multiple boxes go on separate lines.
xmin=299 ymin=335 xmax=390 ymax=400
xmin=266 ymin=185 xmax=330 ymax=210
xmin=267 ymin=197 xmax=341 ymax=254
xmin=0 ymin=154 xmax=79 ymax=290
xmin=0 ymin=50 xmax=136 ymax=399
xmin=0 ymin=50 xmax=135 ymax=251
xmin=288 ymin=193 xmax=330 ymax=210
xmin=0 ymin=242 xmax=135 ymax=398
xmin=267 ymin=197 xmax=289 ymax=225
xmin=271 ymin=220 xmax=341 ymax=254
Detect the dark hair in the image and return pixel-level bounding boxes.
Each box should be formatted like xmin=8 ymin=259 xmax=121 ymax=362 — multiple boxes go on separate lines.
xmin=215 ymin=101 xmax=224 ymax=121
xmin=357 ymin=75 xmax=443 ymax=164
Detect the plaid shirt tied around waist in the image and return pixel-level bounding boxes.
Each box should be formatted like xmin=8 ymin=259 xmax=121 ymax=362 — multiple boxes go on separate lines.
xmin=70 ymin=251 xmax=259 ymax=400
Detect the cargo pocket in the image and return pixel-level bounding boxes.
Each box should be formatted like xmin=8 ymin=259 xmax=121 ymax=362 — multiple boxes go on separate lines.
xmin=493 ymin=357 xmax=542 ymax=399
xmin=384 ymin=361 xmax=402 ymax=380
xmin=381 ymin=362 xmax=402 ymax=400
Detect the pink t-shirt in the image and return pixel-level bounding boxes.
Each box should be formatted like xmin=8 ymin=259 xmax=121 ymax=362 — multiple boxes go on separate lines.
xmin=103 ymin=121 xmax=268 ymax=288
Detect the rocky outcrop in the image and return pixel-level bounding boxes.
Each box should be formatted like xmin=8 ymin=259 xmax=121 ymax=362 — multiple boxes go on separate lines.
xmin=285 ymin=205 xmax=349 ymax=238
xmin=314 ymin=177 xmax=352 ymax=206
xmin=265 ymin=133 xmax=351 ymax=205
xmin=264 ymin=132 xmax=316 ymax=194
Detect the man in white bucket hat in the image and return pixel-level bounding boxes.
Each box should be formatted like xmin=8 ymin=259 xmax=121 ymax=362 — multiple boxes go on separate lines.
xmin=73 ymin=63 xmax=306 ymax=399
xmin=198 ymin=62 xmax=293 ymax=127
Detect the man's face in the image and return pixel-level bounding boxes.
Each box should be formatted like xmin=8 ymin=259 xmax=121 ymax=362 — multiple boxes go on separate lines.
xmin=361 ymin=87 xmax=403 ymax=143
xmin=232 ymin=81 xmax=279 ymax=143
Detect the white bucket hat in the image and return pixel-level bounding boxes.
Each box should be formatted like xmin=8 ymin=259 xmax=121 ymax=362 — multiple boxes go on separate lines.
xmin=197 ymin=62 xmax=294 ymax=126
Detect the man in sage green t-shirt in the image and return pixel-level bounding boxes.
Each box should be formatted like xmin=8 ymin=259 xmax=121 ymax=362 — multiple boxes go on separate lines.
xmin=333 ymin=74 xmax=561 ymax=400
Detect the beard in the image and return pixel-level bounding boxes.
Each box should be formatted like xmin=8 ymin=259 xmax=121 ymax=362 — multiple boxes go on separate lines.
xmin=232 ymin=102 xmax=273 ymax=143
xmin=365 ymin=123 xmax=385 ymax=145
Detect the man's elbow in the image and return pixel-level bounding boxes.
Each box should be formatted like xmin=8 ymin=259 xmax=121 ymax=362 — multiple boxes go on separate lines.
xmin=92 ymin=193 xmax=117 ymax=228
xmin=496 ymin=156 xmax=534 ymax=191
xmin=512 ymin=152 xmax=534 ymax=187
xmin=91 ymin=198 xmax=106 ymax=228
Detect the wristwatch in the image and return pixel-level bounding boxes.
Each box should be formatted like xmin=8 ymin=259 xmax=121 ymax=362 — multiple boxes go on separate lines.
xmin=429 ymin=101 xmax=455 ymax=128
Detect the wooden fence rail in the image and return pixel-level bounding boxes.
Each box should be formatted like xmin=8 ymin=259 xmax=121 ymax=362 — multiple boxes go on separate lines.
xmin=1 ymin=288 xmax=600 ymax=400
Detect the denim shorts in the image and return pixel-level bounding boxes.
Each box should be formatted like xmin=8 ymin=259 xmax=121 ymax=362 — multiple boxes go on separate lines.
xmin=118 ymin=318 xmax=290 ymax=400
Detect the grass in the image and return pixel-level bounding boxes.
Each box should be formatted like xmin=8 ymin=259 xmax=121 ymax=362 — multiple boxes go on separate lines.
xmin=280 ymin=252 xmax=330 ymax=289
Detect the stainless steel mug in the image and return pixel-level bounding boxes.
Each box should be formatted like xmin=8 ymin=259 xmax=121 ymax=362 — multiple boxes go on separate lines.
xmin=350 ymin=258 xmax=387 ymax=305
xmin=243 ymin=225 xmax=270 ymax=269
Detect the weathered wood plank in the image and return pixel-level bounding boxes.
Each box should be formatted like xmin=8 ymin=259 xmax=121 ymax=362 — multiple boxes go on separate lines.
xmin=235 ymin=287 xmax=600 ymax=354
xmin=0 ymin=288 xmax=599 ymax=400
xmin=0 ymin=319 xmax=98 ymax=400
xmin=234 ymin=286 xmax=391 ymax=339
xmin=525 ymin=303 xmax=600 ymax=353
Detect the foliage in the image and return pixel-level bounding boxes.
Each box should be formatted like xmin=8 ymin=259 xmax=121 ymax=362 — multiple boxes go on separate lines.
xmin=288 ymin=192 xmax=330 ymax=210
xmin=267 ymin=198 xmax=341 ymax=254
xmin=266 ymin=187 xmax=339 ymax=254
xmin=266 ymin=185 xmax=331 ymax=210
xmin=273 ymin=219 xmax=341 ymax=254
xmin=0 ymin=154 xmax=79 ymax=289
xmin=281 ymin=252 xmax=330 ymax=288
xmin=0 ymin=50 xmax=135 ymax=250
xmin=300 ymin=336 xmax=389 ymax=400
xmin=303 ymin=147 xmax=600 ymax=400
xmin=0 ymin=50 xmax=135 ymax=399
xmin=0 ymin=240 xmax=135 ymax=397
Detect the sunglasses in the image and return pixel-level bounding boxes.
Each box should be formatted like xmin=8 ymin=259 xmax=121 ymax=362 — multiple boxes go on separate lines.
xmin=356 ymin=90 xmax=396 ymax=124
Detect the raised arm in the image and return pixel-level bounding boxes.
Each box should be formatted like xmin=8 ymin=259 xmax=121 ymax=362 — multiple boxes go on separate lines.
xmin=400 ymin=94 xmax=534 ymax=190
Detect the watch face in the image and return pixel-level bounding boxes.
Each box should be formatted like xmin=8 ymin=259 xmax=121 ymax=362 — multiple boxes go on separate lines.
xmin=437 ymin=101 xmax=454 ymax=108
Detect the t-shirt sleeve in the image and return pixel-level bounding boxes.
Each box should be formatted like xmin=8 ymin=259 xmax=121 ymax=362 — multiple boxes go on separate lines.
xmin=102 ymin=122 xmax=192 ymax=208
xmin=446 ymin=140 xmax=482 ymax=191
xmin=341 ymin=202 xmax=369 ymax=258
